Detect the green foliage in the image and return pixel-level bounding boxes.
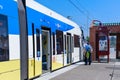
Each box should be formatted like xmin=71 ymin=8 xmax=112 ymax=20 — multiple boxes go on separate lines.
xmin=86 ymin=36 xmax=90 ymax=42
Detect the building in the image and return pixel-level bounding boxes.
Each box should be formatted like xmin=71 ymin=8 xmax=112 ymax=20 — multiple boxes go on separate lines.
xmin=90 ymin=21 xmax=120 ymax=61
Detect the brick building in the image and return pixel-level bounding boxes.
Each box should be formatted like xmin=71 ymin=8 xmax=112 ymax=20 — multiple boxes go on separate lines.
xmin=90 ymin=21 xmax=120 ymax=61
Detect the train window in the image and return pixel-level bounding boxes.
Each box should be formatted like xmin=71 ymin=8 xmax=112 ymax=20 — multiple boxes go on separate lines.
xmin=64 ymin=35 xmax=66 ymax=53
xmin=74 ymin=35 xmax=80 ymax=47
xmin=36 ymin=29 xmax=40 ymax=57
xmin=0 ymin=14 xmax=9 ymax=61
xmin=56 ymin=30 xmax=63 ymax=54
xmin=71 ymin=36 xmax=74 ymax=52
xmin=32 ymin=23 xmax=35 ymax=58
xmin=52 ymin=33 xmax=55 ymax=55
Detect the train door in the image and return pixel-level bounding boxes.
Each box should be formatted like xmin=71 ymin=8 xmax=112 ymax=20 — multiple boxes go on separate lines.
xmin=42 ymin=28 xmax=51 ymax=73
xmin=66 ymin=33 xmax=72 ymax=64
xmin=74 ymin=35 xmax=81 ymax=62
xmin=28 ymin=24 xmax=41 ymax=79
xmin=79 ymin=38 xmax=81 ymax=61
xmin=63 ymin=34 xmax=67 ymax=66
xmin=55 ymin=30 xmax=64 ymax=69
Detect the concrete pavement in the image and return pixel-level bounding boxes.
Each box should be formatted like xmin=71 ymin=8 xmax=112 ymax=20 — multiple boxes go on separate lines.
xmin=34 ymin=62 xmax=84 ymax=80
xmin=35 ymin=60 xmax=120 ymax=80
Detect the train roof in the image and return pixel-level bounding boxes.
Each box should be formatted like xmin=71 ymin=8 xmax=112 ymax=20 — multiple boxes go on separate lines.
xmin=26 ymin=0 xmax=80 ymax=29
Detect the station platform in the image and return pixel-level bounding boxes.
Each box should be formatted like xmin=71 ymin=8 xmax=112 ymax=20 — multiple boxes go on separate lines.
xmin=35 ymin=60 xmax=120 ymax=80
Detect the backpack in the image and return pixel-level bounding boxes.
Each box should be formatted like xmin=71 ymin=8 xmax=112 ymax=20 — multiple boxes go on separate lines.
xmin=85 ymin=45 xmax=91 ymax=59
xmin=86 ymin=51 xmax=90 ymax=59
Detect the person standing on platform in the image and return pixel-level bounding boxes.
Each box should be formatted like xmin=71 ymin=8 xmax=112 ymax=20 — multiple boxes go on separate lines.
xmin=84 ymin=41 xmax=93 ymax=65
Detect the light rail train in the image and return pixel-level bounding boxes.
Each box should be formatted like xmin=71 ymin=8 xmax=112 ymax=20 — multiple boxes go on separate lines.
xmin=0 ymin=0 xmax=83 ymax=79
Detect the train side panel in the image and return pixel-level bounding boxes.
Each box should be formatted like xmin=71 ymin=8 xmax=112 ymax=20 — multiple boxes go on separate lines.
xmin=0 ymin=0 xmax=20 ymax=80
xmin=0 ymin=0 xmax=83 ymax=80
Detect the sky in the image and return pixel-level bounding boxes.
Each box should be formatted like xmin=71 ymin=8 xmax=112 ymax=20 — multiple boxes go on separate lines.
xmin=35 ymin=0 xmax=120 ymax=37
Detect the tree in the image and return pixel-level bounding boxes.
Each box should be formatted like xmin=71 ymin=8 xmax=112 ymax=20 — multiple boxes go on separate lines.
xmin=86 ymin=36 xmax=90 ymax=42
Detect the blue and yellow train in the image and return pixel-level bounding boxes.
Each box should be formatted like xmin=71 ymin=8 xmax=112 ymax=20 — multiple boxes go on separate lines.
xmin=0 ymin=0 xmax=83 ymax=79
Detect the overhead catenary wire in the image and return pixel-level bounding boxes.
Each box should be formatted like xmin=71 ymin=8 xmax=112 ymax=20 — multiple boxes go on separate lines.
xmin=68 ymin=0 xmax=93 ymax=21
xmin=68 ymin=0 xmax=94 ymax=37
xmin=76 ymin=0 xmax=95 ymax=19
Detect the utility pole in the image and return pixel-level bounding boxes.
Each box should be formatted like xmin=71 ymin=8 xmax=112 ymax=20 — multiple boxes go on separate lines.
xmin=86 ymin=10 xmax=89 ymax=38
xmin=18 ymin=0 xmax=28 ymax=80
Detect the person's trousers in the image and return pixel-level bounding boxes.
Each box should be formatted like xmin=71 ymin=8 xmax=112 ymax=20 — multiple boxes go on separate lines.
xmin=85 ymin=53 xmax=91 ymax=65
